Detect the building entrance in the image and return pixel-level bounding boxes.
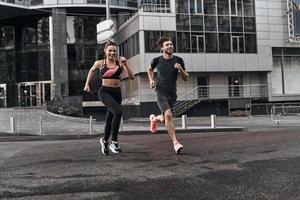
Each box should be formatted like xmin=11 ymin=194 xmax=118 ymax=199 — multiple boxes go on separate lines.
xmin=17 ymin=81 xmax=51 ymax=107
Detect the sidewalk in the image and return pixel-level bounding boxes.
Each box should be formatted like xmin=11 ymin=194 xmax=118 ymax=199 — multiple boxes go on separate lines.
xmin=2 ymin=107 xmax=299 ymax=137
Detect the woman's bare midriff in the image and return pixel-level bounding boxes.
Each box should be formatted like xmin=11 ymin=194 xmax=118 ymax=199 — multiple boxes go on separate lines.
xmin=102 ymin=79 xmax=121 ymax=87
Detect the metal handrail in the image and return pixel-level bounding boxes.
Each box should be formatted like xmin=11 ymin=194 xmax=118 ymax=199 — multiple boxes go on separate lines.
xmin=173 ymin=84 xmax=268 ymax=115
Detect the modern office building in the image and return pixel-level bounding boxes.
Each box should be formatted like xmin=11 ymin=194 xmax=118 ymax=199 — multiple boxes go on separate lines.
xmin=1 ymin=0 xmax=300 ymax=117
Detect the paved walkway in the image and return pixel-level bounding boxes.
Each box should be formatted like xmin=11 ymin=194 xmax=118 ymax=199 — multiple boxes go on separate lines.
xmin=1 ymin=108 xmax=299 ymax=136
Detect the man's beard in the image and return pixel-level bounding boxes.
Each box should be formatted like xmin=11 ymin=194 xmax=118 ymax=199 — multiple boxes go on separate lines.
xmin=164 ymin=48 xmax=173 ymax=55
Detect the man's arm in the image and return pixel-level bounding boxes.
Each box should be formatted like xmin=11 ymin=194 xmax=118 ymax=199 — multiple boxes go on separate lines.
xmin=174 ymin=63 xmax=189 ymax=81
xmin=147 ymin=66 xmax=155 ymax=88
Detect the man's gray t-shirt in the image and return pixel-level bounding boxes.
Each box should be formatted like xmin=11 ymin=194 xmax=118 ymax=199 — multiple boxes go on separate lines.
xmin=150 ymin=55 xmax=185 ymax=95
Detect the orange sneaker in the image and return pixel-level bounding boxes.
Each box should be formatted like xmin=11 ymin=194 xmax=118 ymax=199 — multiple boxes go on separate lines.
xmin=149 ymin=114 xmax=157 ymax=133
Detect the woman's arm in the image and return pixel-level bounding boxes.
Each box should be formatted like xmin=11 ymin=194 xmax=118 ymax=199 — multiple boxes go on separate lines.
xmin=84 ymin=60 xmax=102 ymax=92
xmin=120 ymin=57 xmax=134 ymax=80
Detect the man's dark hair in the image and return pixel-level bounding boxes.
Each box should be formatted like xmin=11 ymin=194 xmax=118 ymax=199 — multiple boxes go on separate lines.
xmin=156 ymin=36 xmax=172 ymax=48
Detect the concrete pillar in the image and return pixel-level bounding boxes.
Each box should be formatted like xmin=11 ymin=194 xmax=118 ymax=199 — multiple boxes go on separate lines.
xmin=49 ymin=8 xmax=69 ymax=100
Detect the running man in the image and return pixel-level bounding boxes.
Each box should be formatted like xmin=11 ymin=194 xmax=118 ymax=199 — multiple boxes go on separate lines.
xmin=147 ymin=36 xmax=189 ymax=154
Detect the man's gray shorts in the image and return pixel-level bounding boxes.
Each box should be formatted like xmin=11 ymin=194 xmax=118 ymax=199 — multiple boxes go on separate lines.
xmin=156 ymin=90 xmax=177 ymax=114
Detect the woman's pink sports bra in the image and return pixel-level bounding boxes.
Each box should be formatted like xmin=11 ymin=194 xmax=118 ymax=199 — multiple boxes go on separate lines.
xmin=100 ymin=60 xmax=123 ymax=79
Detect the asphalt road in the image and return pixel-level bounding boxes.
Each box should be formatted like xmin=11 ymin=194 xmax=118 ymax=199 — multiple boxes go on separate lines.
xmin=1 ymin=129 xmax=300 ymax=200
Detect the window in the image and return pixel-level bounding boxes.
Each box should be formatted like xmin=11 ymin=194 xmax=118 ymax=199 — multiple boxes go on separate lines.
xmin=145 ymin=31 xmax=160 ymax=52
xmin=217 ymin=0 xmax=229 ymax=15
xmin=190 ymin=0 xmax=203 ymax=14
xmin=196 ymin=0 xmax=203 ymax=14
xmin=205 ymin=33 xmax=218 ymax=53
xmin=232 ymin=35 xmax=244 ymax=53
xmin=205 ymin=16 xmax=217 ymax=32
xmin=232 ymin=37 xmax=238 ymax=53
xmin=218 ymin=16 xmax=230 ymax=32
xmin=177 ymin=32 xmax=191 ymax=52
xmin=0 ymin=26 xmax=15 ymax=49
xmin=176 ymin=14 xmax=190 ymax=31
xmin=176 ymin=0 xmax=189 ymax=13
xmin=174 ymin=0 xmax=257 ymax=54
xmin=237 ymin=0 xmax=243 ymax=16
xmin=219 ymin=33 xmax=231 ymax=53
xmin=204 ymin=0 xmax=216 ymax=15
xmin=243 ymin=0 xmax=255 ymax=16
xmin=244 ymin=17 xmax=256 ymax=32
xmin=230 ymin=0 xmax=237 ymax=15
xmin=120 ymin=32 xmax=140 ymax=58
xmin=231 ymin=17 xmax=243 ymax=32
xmin=191 ymin=15 xmax=203 ymax=32
xmin=245 ymin=34 xmax=256 ymax=53
xmin=191 ymin=34 xmax=204 ymax=53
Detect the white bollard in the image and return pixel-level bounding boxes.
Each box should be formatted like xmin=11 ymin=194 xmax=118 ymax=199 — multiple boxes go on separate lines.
xmin=211 ymin=114 xmax=216 ymax=128
xmin=182 ymin=115 xmax=187 ymax=129
xmin=89 ymin=116 xmax=93 ymax=134
xmin=39 ymin=117 xmax=43 ymax=135
xmin=10 ymin=117 xmax=16 ymax=133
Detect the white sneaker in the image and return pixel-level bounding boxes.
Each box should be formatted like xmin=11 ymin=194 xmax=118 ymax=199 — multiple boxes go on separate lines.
xmin=174 ymin=143 xmax=183 ymax=154
xmin=109 ymin=141 xmax=122 ymax=153
xmin=99 ymin=138 xmax=109 ymax=155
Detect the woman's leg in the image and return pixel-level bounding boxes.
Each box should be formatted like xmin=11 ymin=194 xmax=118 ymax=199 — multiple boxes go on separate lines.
xmin=110 ymin=91 xmax=122 ymax=142
xmin=99 ymin=90 xmax=122 ymax=142
xmin=103 ymin=110 xmax=113 ymax=141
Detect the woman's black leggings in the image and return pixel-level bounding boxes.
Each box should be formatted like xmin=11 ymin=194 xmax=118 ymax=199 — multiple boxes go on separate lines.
xmin=98 ymin=86 xmax=122 ymax=142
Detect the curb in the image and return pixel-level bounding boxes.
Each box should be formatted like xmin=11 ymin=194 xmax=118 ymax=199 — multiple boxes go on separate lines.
xmin=0 ymin=126 xmax=247 ymax=142
xmin=119 ymin=126 xmax=247 ymax=134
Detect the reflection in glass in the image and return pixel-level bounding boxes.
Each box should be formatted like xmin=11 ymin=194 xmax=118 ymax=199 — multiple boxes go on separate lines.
xmin=176 ymin=0 xmax=189 ymax=13
xmin=176 ymin=14 xmax=190 ymax=31
xmin=177 ymin=32 xmax=190 ymax=52
xmin=205 ymin=16 xmax=217 ymax=32
xmin=204 ymin=0 xmax=216 ymax=15
xmin=145 ymin=31 xmax=160 ymax=52
xmin=245 ymin=34 xmax=257 ymax=53
xmin=231 ymin=17 xmax=243 ymax=32
xmin=219 ymin=33 xmax=231 ymax=53
xmin=205 ymin=33 xmax=218 ymax=53
xmin=217 ymin=0 xmax=229 ymax=15
xmin=191 ymin=15 xmax=203 ymax=31
xmin=218 ymin=16 xmax=230 ymax=32
xmin=243 ymin=0 xmax=255 ymax=16
xmin=244 ymin=17 xmax=256 ymax=32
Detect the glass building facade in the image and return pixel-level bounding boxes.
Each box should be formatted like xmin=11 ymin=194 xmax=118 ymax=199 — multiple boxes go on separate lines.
xmin=144 ymin=0 xmax=257 ymax=53
xmin=1 ymin=0 xmax=300 ymax=117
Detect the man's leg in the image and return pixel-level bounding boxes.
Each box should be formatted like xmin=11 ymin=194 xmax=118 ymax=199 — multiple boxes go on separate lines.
xmin=164 ymin=109 xmax=178 ymax=144
xmin=164 ymin=109 xmax=183 ymax=154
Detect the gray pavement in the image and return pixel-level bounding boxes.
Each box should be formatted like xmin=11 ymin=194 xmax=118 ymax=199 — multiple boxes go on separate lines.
xmin=1 ymin=108 xmax=300 ymax=199
xmin=0 ymin=129 xmax=300 ymax=199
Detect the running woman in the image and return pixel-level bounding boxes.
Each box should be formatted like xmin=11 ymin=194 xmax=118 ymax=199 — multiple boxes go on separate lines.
xmin=84 ymin=41 xmax=134 ymax=155
xmin=147 ymin=36 xmax=189 ymax=154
